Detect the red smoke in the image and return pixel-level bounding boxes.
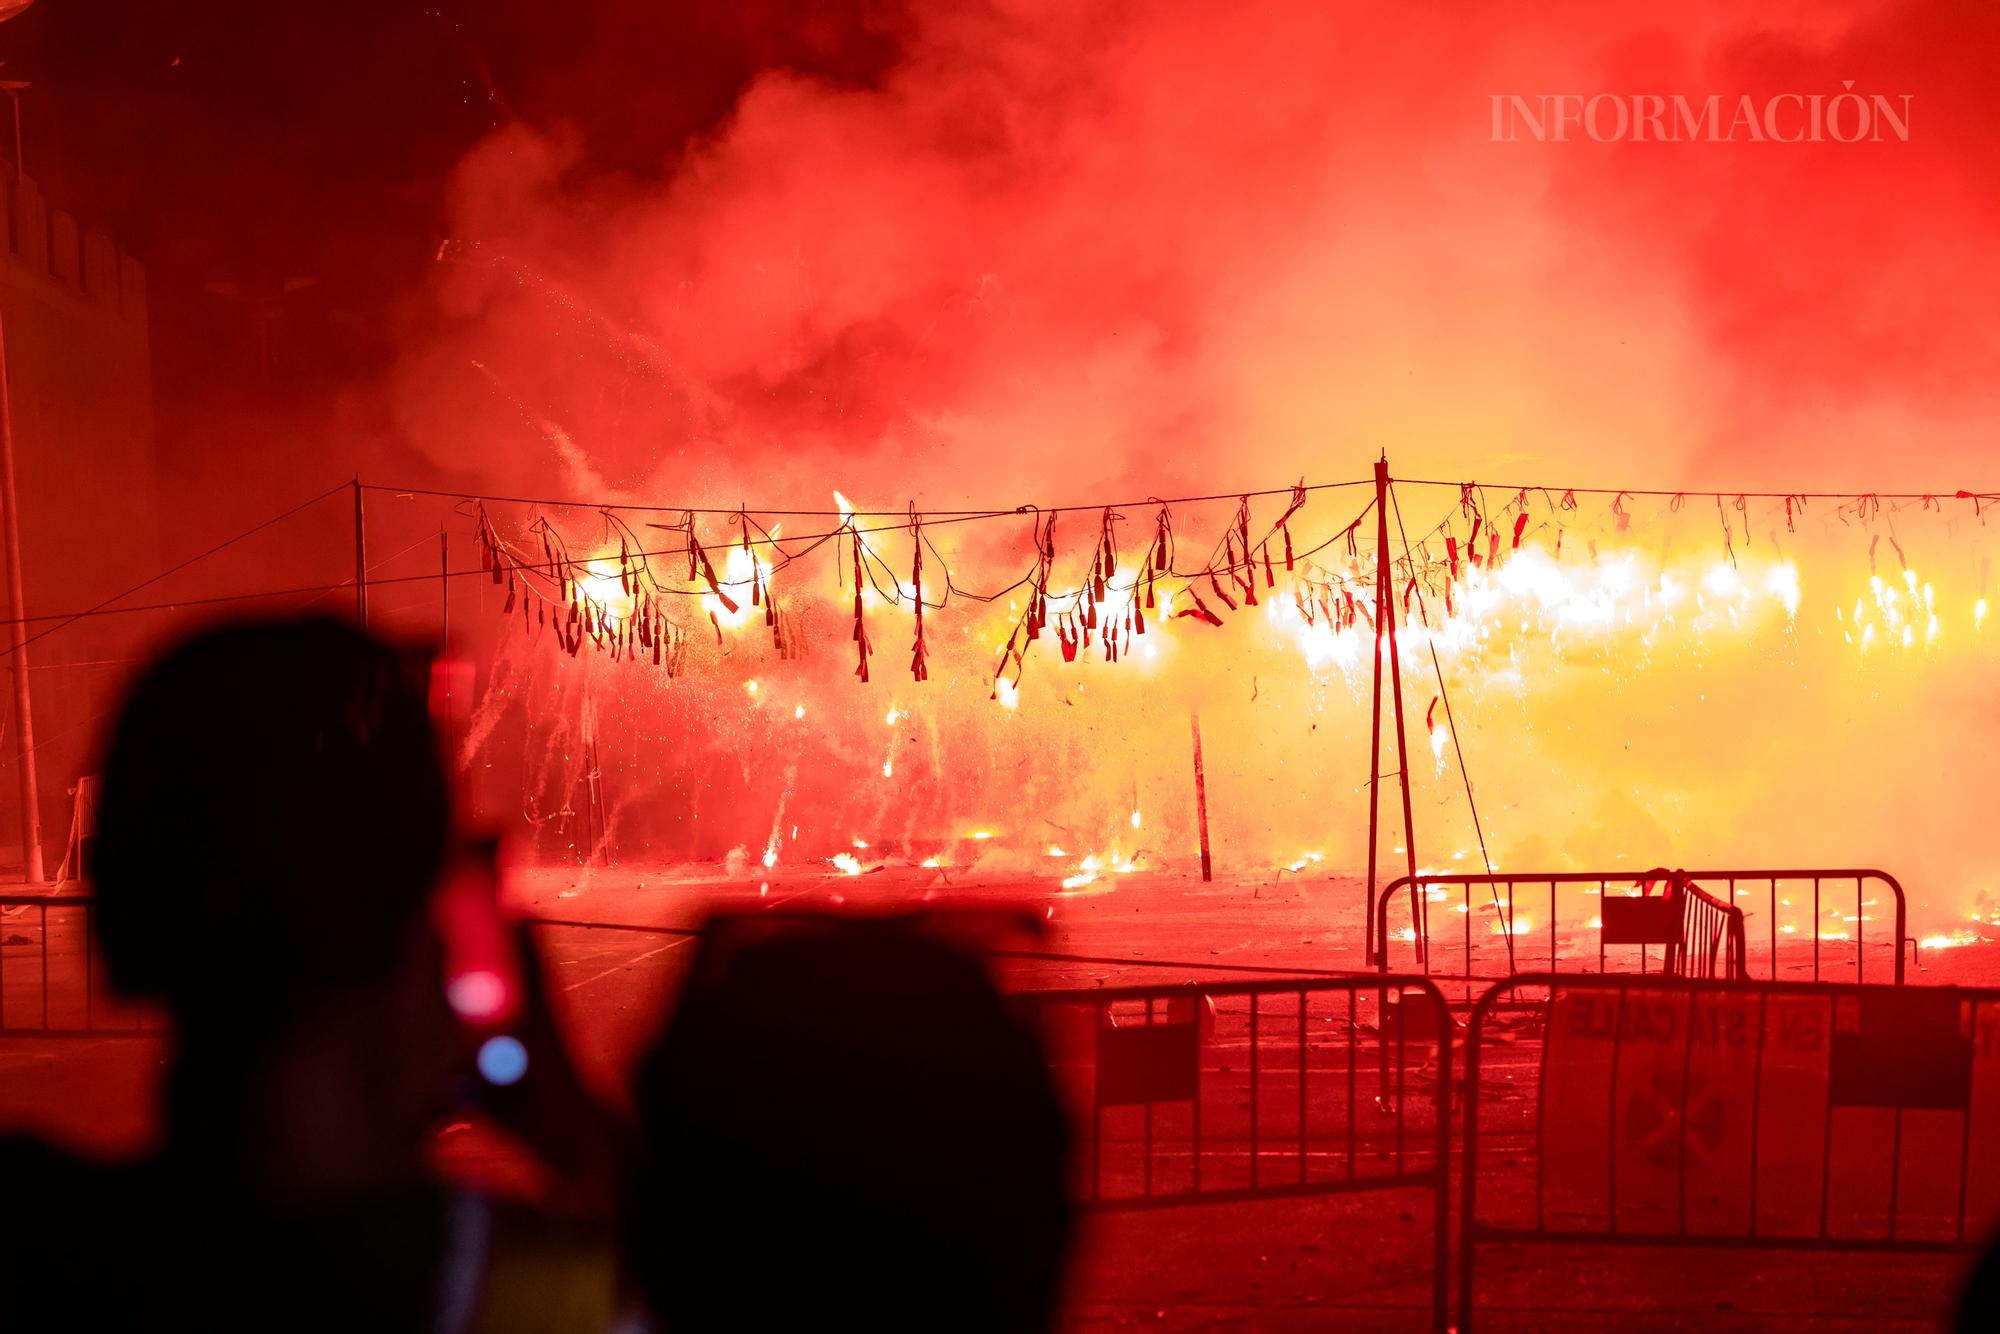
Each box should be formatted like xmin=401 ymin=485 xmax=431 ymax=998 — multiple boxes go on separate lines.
xmin=361 ymin=1 xmax=2000 ymax=911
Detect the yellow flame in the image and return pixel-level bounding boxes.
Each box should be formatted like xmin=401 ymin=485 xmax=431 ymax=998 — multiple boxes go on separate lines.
xmin=706 ymin=546 xmax=771 ymax=629
xmin=577 ymin=557 xmax=636 ymax=624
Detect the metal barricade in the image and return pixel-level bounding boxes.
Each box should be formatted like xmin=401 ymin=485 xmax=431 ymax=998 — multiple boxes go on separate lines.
xmin=1667 ymin=874 xmax=1748 ymax=980
xmin=1016 ymin=976 xmax=1453 ymax=1330
xmin=1458 ymin=972 xmax=1994 ymax=1330
xmin=0 ymin=895 xmax=155 ymax=1035
xmin=1374 ymin=868 xmax=1907 ymax=984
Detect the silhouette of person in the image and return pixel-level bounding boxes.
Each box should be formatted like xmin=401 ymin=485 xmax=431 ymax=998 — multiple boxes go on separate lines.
xmin=626 ymin=911 xmax=1072 ymax=1333
xmin=1960 ymin=1236 xmax=2000 ymax=1332
xmin=0 ymin=616 xmax=614 ymax=1332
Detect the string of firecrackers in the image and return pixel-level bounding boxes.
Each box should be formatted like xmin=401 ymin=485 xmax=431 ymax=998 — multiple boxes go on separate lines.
xmin=1379 ymin=481 xmax=2000 ymax=632
xmin=468 ymin=476 xmax=2000 ymax=692
xmin=466 ymin=476 xmax=1476 ymax=699
xmin=473 ymin=504 xmax=694 ymax=673
xmin=732 ymin=508 xmax=800 ymax=660
xmin=848 ymin=517 xmax=872 ymax=682
xmin=990 ymin=481 xmax=1326 ymax=699
xmin=908 ymin=506 xmax=929 ymax=683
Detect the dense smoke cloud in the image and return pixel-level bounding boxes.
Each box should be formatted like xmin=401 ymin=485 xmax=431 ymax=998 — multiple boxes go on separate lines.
xmin=391 ymin=0 xmax=1998 ymax=919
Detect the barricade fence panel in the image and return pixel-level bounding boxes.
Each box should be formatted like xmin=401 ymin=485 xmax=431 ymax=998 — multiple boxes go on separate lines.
xmin=25 ymin=893 xmax=1993 ymax=1331
xmin=1459 ymin=972 xmax=1996 ymax=1331
xmin=1374 ymin=869 xmax=1908 ymax=985
xmin=1016 ymin=976 xmax=1453 ymax=1329
xmin=0 ymin=897 xmax=155 ymax=1036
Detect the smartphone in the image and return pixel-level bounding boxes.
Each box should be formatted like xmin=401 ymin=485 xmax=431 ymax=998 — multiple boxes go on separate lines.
xmin=433 ymin=834 xmax=531 ymax=1086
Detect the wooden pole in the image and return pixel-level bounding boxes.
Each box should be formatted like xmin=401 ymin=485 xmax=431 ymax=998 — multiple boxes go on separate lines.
xmin=352 ymin=478 xmax=368 ymax=629
xmin=1190 ymin=712 xmax=1212 ymax=882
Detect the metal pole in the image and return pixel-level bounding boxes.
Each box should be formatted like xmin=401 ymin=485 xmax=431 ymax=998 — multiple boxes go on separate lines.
xmin=0 ymin=82 xmax=26 ymax=184
xmin=0 ymin=313 xmax=43 ymax=882
xmin=1376 ymin=458 xmax=1420 ymax=917
xmin=351 ymin=478 xmax=367 ymax=628
xmin=438 ymin=525 xmax=451 ymax=759
xmin=584 ymin=679 xmax=606 ymax=867
xmin=1366 ymin=462 xmax=1386 ymax=962
xmin=1190 ymin=712 xmax=1212 ymax=882
xmin=8 ymin=91 xmax=17 ymax=181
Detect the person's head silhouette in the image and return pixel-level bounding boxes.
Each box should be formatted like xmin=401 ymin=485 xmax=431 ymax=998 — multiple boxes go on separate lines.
xmin=628 ymin=912 xmax=1072 ymax=1333
xmin=93 ymin=614 xmax=455 ymax=1192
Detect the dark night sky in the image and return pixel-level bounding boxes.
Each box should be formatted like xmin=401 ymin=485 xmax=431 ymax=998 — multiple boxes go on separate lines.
xmin=0 ymin=0 xmax=901 ymax=444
